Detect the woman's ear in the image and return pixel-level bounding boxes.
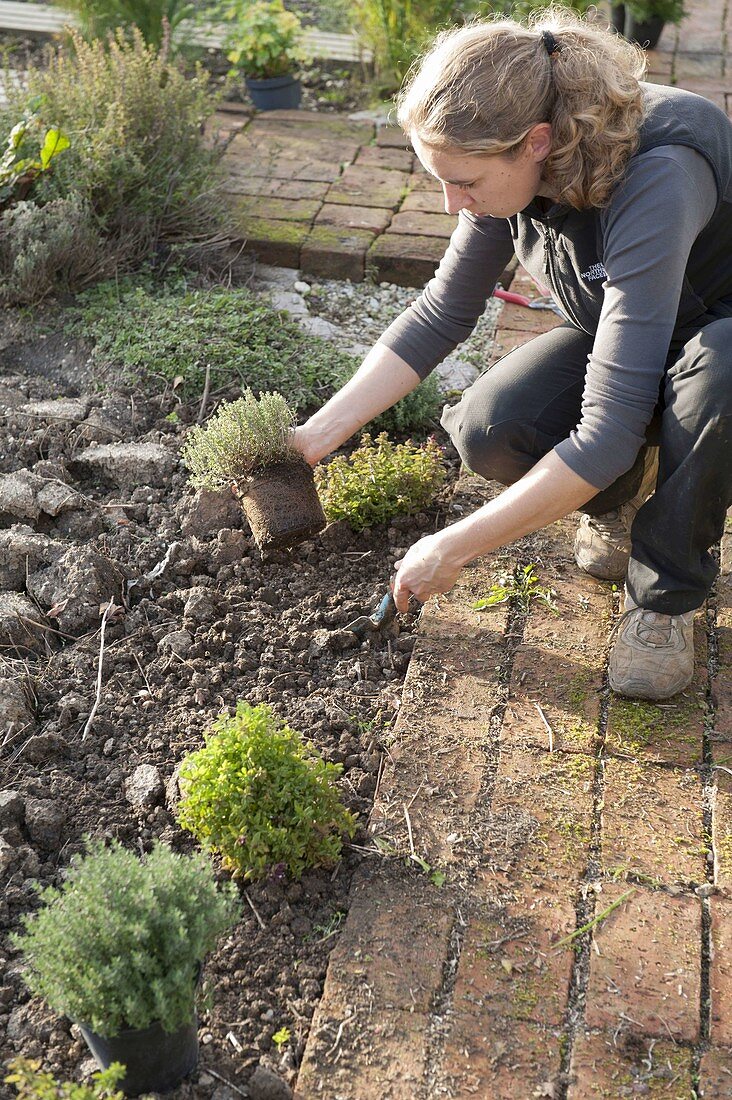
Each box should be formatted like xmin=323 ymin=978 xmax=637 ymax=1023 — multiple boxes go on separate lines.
xmin=526 ymin=122 xmax=553 ymax=162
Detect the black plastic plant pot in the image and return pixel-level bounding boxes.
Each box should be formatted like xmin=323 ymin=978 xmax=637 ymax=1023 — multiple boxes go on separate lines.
xmin=245 ymin=74 xmax=301 ymax=111
xmin=238 ymin=457 xmax=326 ymax=551
xmin=610 ymin=5 xmax=666 ymax=48
xmin=79 ymin=1017 xmax=199 ymax=1096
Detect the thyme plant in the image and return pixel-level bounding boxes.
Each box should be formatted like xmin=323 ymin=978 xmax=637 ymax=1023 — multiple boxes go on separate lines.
xmin=182 ymin=389 xmax=300 ymax=491
xmin=12 ymin=840 xmax=240 ymax=1037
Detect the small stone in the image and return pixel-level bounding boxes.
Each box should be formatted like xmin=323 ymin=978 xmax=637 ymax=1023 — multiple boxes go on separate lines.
xmin=0 ymin=836 xmax=17 ymax=875
xmin=293 ymin=280 xmax=311 ymax=294
xmin=23 ymin=733 xmax=69 ymax=764
xmin=695 ymin=883 xmax=714 ymax=898
xmin=0 ymin=790 xmax=24 ymax=827
xmin=248 ymin=1064 xmax=293 ymax=1100
xmin=125 ymin=764 xmax=164 ymax=810
xmin=158 ymin=630 xmax=194 ymax=657
xmin=25 ymin=799 xmax=65 ymax=850
xmin=72 ymin=442 xmax=176 ymax=490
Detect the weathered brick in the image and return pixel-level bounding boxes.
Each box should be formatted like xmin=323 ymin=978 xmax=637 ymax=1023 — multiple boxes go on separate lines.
xmin=314 ymin=203 xmax=392 ymax=234
xmin=675 ymin=52 xmax=724 ymax=78
xmin=400 ymin=189 xmax=446 ymax=214
xmin=698 ymin=1047 xmax=732 ymax=1098
xmin=301 ymin=225 xmax=374 ymax=282
xmin=326 ymin=165 xmax=409 ymax=210
xmin=487 ymin=746 xmax=594 ymax=887
xmin=605 ymin=619 xmax=708 ymax=767
xmin=355 ymin=145 xmax=414 ymax=172
xmin=367 ymin=233 xmax=447 ymax=287
xmin=568 ymin=1029 xmax=694 ymax=1098
xmin=601 ymin=760 xmax=706 ymax=886
xmin=225 ymin=152 xmax=341 ymax=182
xmin=713 ymin=764 xmax=732 ymax=896
xmin=296 ymin=1006 xmax=431 ymax=1100
xmin=371 ymin=565 xmax=509 ymax=867
xmin=710 ymin=895 xmax=732 ymax=1045
xmin=497 ymin=299 xmax=565 ymax=334
xmin=501 ymin=573 xmax=609 ymax=755
xmin=388 ymin=211 xmax=458 ymax=238
xmin=376 ymin=124 xmax=411 ymax=149
xmin=228 ymin=214 xmax=308 ymax=267
xmin=711 ymin=579 xmax=732 ymax=747
xmin=223 ymin=193 xmax=321 ymax=222
xmin=223 ymin=176 xmax=329 ymax=200
xmin=405 ymin=171 xmax=442 ymax=193
xmin=674 ymin=77 xmax=726 ymax=108
xmin=439 ymin=1014 xmax=564 ymax=1099
xmin=584 ymin=885 xmax=701 ymax=1042
xmin=453 ymin=883 xmax=576 ymax=1027
xmin=321 ymin=864 xmax=452 ymax=1012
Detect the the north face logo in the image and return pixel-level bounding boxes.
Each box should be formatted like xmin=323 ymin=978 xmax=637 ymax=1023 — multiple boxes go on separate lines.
xmin=581 ymin=263 xmax=607 ymax=282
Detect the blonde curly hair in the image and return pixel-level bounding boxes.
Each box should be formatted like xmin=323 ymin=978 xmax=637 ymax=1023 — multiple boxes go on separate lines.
xmin=396 ymin=6 xmax=647 ymax=209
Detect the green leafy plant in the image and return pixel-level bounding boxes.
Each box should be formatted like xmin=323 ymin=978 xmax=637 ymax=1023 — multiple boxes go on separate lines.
xmin=315 ymin=431 xmax=445 ymax=531
xmin=176 ymin=702 xmax=358 ymax=881
xmin=70 ymin=282 xmax=359 ymax=405
xmin=182 ymin=389 xmax=298 ymax=490
xmin=52 ymin=0 xmax=196 ymax=51
xmin=0 ymin=111 xmax=69 ymax=211
xmin=11 ymin=839 xmax=240 ymax=1037
xmin=0 ymin=30 xmax=224 ymax=273
xmin=220 ymin=0 xmax=306 ymax=79
xmin=472 ymin=563 xmax=557 ymax=615
xmin=5 ymin=1059 xmax=125 ymax=1100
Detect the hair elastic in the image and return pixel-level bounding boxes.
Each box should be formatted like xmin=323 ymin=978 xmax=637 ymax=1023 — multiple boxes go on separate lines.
xmin=541 ymin=29 xmax=561 ymax=56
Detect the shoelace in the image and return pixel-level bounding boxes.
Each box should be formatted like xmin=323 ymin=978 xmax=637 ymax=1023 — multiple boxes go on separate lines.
xmin=586 ymin=508 xmax=630 ymax=544
xmin=609 ymin=606 xmax=689 ymax=649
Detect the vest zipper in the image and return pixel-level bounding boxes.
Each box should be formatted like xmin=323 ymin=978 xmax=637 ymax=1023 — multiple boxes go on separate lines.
xmin=542 ymin=225 xmax=584 ymax=331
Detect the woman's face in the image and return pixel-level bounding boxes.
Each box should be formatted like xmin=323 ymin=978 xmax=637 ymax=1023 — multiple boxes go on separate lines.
xmin=411 ymin=125 xmax=553 ymax=218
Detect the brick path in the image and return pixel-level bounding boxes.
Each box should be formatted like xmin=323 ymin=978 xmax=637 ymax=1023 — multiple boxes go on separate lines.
xmin=217 ymin=0 xmax=732 ymax=288
xmin=216 ymin=1 xmax=732 ymax=1095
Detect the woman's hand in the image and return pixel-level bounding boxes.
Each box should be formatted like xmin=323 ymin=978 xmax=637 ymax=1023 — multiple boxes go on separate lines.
xmin=392 ymin=530 xmax=465 ymax=612
xmin=291 ymin=423 xmax=326 ymax=467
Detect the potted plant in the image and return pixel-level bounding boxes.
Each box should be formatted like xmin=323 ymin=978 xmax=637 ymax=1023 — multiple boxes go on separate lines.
xmin=182 ymin=389 xmax=327 ymax=551
xmin=611 ymin=0 xmax=685 ymax=49
xmin=220 ymin=0 xmax=306 ymax=111
xmin=11 ymin=839 xmax=240 ymax=1097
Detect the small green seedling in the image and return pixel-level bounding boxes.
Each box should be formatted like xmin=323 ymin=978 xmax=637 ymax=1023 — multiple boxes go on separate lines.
xmin=272 ymin=1026 xmax=291 ymax=1052
xmin=472 ymin=563 xmax=557 ymax=615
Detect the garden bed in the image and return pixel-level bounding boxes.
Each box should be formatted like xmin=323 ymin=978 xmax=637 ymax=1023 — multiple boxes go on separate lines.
xmin=0 ymin=287 xmax=465 ymax=1096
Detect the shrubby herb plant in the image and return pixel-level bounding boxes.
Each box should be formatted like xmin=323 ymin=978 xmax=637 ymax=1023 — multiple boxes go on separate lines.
xmin=0 ymin=31 xmax=224 ymax=276
xmin=11 ymin=839 xmax=240 ymax=1037
xmin=72 ymin=282 xmax=359 ymax=405
xmin=316 ymin=432 xmax=445 ymax=530
xmin=182 ymin=389 xmax=298 ymax=490
xmin=176 ymin=702 xmax=358 ymax=881
xmin=5 ymin=1059 xmax=125 ymax=1100
xmin=368 ymin=371 xmax=443 ymax=435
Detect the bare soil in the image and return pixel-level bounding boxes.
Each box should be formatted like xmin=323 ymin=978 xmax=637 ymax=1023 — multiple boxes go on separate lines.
xmin=0 ymin=306 xmax=458 ymax=1098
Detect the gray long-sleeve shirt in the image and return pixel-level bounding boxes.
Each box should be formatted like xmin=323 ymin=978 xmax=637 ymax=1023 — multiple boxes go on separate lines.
xmin=380 ymin=141 xmax=721 ymax=490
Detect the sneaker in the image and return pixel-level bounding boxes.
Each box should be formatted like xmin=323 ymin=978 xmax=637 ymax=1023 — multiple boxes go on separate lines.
xmin=574 ymin=448 xmax=659 ymax=581
xmin=608 ymin=592 xmax=697 ymax=701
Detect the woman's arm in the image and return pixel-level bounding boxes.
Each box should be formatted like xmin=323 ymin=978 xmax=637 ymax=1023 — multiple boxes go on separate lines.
xmin=393 ymin=450 xmax=598 ymax=610
xmin=292 ymin=342 xmax=422 ymax=466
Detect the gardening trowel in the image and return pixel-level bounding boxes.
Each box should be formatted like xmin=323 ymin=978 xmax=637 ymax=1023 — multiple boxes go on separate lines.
xmin=345 ymin=587 xmax=399 ymax=639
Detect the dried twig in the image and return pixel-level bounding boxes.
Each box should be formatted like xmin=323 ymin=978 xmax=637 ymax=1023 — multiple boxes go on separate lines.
xmin=197 ymin=363 xmax=212 ymax=425
xmin=243 ymin=888 xmax=266 ymax=930
xmin=206 ymin=1069 xmax=247 ymax=1097
xmin=534 ymin=701 xmax=554 ymax=752
xmin=81 ymin=599 xmax=116 ymax=741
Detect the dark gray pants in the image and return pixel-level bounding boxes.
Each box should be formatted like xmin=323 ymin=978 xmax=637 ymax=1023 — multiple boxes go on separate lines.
xmin=441 ymin=318 xmax=732 ymax=615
